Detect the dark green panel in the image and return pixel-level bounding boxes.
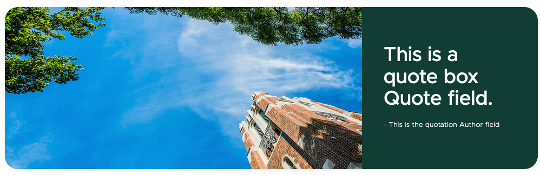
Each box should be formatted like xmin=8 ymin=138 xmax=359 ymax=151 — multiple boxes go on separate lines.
xmin=363 ymin=8 xmax=538 ymax=169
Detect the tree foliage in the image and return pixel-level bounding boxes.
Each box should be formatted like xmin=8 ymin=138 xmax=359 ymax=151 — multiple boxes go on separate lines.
xmin=6 ymin=7 xmax=361 ymax=94
xmin=125 ymin=7 xmax=362 ymax=46
xmin=5 ymin=7 xmax=106 ymax=94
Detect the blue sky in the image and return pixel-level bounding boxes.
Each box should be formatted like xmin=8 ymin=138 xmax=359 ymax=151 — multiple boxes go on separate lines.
xmin=4 ymin=8 xmax=362 ymax=169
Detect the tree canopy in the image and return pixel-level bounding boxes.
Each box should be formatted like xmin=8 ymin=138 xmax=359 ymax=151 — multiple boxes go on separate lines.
xmin=125 ymin=7 xmax=362 ymax=46
xmin=5 ymin=7 xmax=106 ymax=94
xmin=6 ymin=7 xmax=362 ymax=94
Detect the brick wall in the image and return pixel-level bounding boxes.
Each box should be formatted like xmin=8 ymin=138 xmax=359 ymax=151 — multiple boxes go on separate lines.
xmin=298 ymin=121 xmax=362 ymax=168
xmin=285 ymin=104 xmax=361 ymax=168
xmin=265 ymin=102 xmax=362 ymax=168
xmin=256 ymin=96 xmax=280 ymax=111
xmin=243 ymin=135 xmax=254 ymax=151
xmin=242 ymin=92 xmax=362 ymax=169
xmin=266 ymin=106 xmax=306 ymax=142
xmin=267 ymin=134 xmax=313 ymax=169
xmin=282 ymin=104 xmax=362 ymax=146
xmin=249 ymin=150 xmax=268 ymax=169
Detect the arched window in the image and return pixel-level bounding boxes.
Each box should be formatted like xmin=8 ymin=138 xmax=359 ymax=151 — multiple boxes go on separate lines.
xmin=322 ymin=159 xmax=335 ymax=169
xmin=282 ymin=155 xmax=301 ymax=169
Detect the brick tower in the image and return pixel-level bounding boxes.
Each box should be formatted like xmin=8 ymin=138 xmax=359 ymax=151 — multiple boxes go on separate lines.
xmin=239 ymin=91 xmax=362 ymax=169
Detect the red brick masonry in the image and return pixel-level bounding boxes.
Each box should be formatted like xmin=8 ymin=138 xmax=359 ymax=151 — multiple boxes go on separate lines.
xmin=242 ymin=93 xmax=362 ymax=169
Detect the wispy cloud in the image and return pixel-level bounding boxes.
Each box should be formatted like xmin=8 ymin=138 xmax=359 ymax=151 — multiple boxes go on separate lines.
xmin=344 ymin=38 xmax=362 ymax=48
xmin=6 ymin=133 xmax=53 ymax=169
xmin=6 ymin=112 xmax=25 ymax=138
xmin=119 ymin=18 xmax=360 ymax=140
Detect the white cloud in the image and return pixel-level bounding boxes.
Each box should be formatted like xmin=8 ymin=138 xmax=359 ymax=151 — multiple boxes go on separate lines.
xmin=6 ymin=133 xmax=53 ymax=169
xmin=6 ymin=112 xmax=25 ymax=138
xmin=120 ymin=18 xmax=360 ymax=141
xmin=344 ymin=38 xmax=362 ymax=48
